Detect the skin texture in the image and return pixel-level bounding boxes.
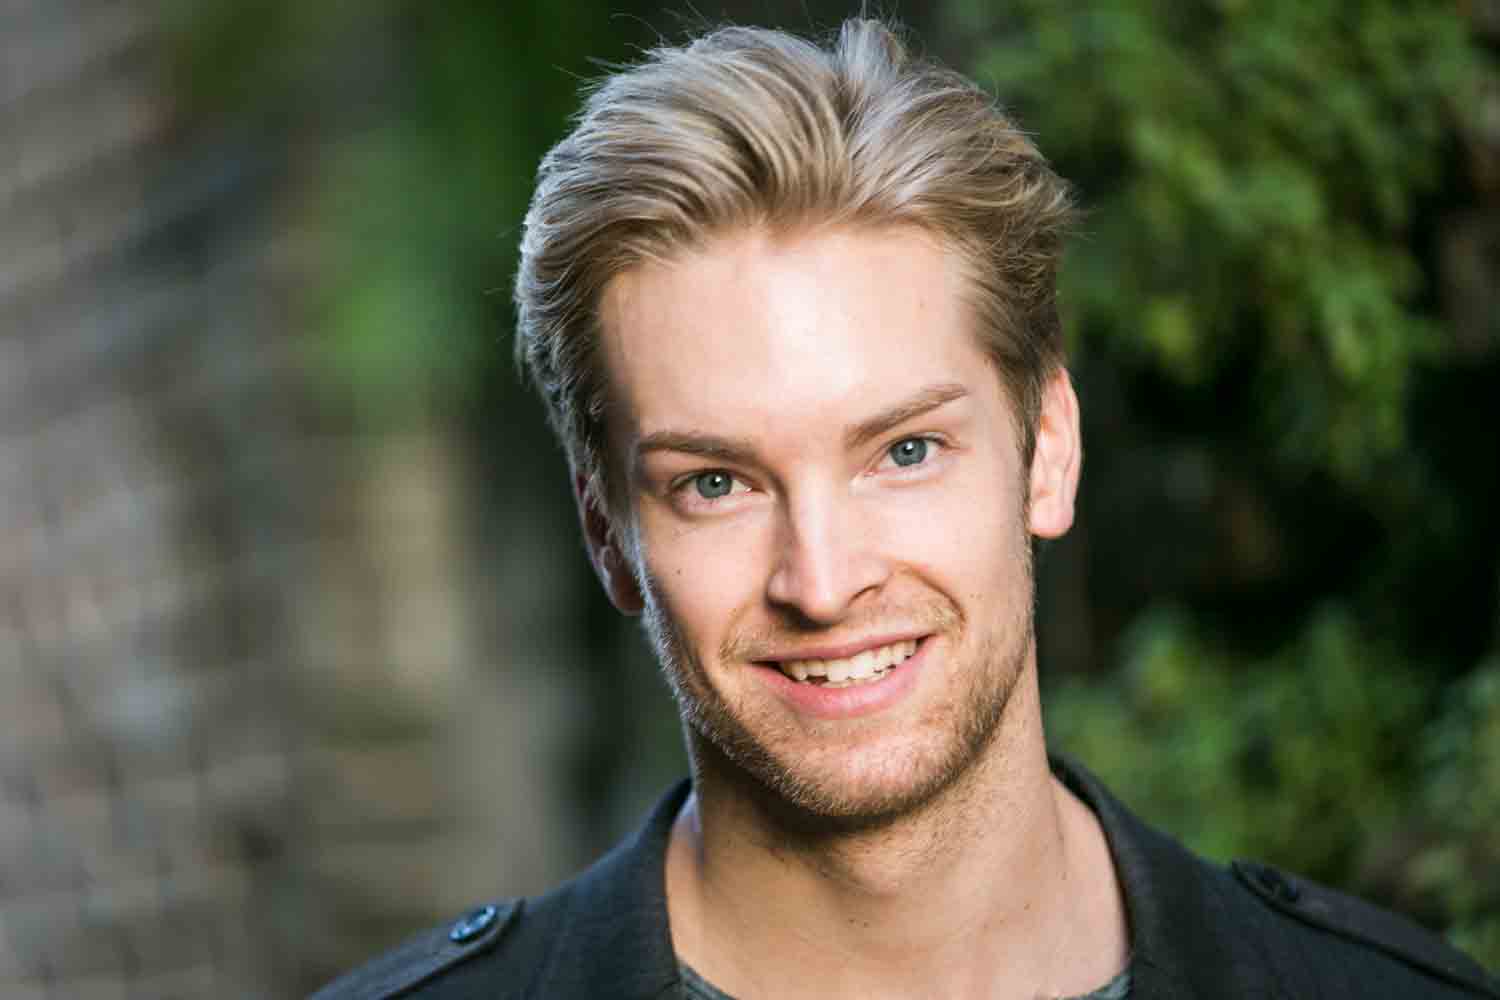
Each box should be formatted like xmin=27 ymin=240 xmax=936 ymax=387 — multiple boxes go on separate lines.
xmin=583 ymin=225 xmax=1126 ymax=998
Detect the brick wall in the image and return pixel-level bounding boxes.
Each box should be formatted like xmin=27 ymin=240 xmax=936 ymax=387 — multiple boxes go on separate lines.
xmin=1 ymin=3 xmax=590 ymax=995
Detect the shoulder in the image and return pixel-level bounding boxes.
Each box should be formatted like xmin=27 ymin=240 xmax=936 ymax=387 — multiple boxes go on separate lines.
xmin=307 ymin=899 xmax=524 ymax=1000
xmin=1053 ymin=755 xmax=1497 ymax=998
xmin=308 ymin=879 xmax=582 ymax=1000
xmin=308 ymin=780 xmax=690 ymax=1000
xmin=1222 ymin=857 xmax=1498 ymax=998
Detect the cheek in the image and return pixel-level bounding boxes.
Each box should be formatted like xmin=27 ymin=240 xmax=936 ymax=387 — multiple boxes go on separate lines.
xmin=874 ymin=467 xmax=1027 ymax=586
xmin=638 ymin=515 xmax=767 ymax=647
xmin=887 ymin=514 xmax=1016 ymax=605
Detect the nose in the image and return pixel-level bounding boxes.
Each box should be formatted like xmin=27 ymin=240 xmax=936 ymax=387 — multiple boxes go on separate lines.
xmin=765 ymin=487 xmax=888 ymax=625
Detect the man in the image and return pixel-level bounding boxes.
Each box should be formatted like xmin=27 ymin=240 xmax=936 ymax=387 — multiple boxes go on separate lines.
xmin=317 ymin=18 xmax=1497 ymax=999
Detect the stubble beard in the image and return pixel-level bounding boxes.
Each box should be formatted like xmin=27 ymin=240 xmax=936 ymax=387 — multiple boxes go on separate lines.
xmin=640 ymin=556 xmax=1035 ymax=833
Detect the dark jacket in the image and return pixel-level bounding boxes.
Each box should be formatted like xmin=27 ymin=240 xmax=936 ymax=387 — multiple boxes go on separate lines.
xmin=313 ymin=758 xmax=1498 ymax=999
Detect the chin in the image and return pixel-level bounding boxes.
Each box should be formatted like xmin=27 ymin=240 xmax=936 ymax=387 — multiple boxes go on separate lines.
xmin=778 ymin=758 xmax=971 ymax=830
xmin=686 ymin=698 xmax=1011 ymax=834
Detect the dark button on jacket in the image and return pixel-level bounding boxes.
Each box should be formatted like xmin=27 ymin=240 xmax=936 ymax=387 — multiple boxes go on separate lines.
xmin=314 ymin=757 xmax=1498 ymax=999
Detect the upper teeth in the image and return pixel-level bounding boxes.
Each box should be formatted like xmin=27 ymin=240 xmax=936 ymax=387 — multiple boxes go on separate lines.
xmin=779 ymin=639 xmax=918 ymax=684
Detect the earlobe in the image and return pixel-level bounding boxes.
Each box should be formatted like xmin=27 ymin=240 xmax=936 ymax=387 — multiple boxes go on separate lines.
xmin=597 ymin=541 xmax=645 ymax=615
xmin=575 ymin=473 xmax=645 ymax=615
xmin=1027 ymin=369 xmax=1082 ymax=540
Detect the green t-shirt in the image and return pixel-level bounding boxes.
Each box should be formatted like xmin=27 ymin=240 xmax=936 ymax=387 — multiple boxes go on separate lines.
xmin=677 ymin=959 xmax=1131 ymax=999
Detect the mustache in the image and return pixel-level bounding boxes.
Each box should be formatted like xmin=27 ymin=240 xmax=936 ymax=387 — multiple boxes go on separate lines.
xmin=718 ymin=600 xmax=961 ymax=663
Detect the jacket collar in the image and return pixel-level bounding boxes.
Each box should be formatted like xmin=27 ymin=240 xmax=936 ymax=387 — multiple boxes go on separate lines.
xmin=1055 ymin=756 xmax=1278 ymax=999
xmin=535 ymin=780 xmax=688 ymax=999
xmin=542 ymin=758 xmax=1274 ymax=999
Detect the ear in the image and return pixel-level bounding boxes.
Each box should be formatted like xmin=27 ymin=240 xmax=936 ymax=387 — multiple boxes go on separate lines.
xmin=1027 ymin=368 xmax=1082 ymax=540
xmin=575 ymin=473 xmax=644 ymax=615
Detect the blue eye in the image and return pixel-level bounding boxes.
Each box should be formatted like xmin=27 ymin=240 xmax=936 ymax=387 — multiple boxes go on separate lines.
xmin=889 ymin=438 xmax=929 ymax=467
xmin=694 ymin=471 xmax=735 ymax=499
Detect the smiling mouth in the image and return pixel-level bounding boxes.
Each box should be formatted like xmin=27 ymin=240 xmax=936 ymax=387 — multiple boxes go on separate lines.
xmin=769 ymin=639 xmax=920 ymax=688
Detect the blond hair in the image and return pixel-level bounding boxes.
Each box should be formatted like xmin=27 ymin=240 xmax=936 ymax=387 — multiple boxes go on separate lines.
xmin=515 ymin=18 xmax=1073 ymax=511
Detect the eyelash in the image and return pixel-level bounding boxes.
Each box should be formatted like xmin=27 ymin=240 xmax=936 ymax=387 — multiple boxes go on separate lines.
xmin=670 ymin=434 xmax=946 ymax=510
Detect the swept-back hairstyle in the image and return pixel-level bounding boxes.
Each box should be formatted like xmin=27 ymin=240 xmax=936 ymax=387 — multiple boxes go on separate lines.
xmin=515 ymin=17 xmax=1073 ymax=512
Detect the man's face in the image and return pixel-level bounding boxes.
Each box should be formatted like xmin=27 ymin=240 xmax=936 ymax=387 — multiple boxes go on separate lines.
xmin=592 ymin=225 xmax=1076 ymax=826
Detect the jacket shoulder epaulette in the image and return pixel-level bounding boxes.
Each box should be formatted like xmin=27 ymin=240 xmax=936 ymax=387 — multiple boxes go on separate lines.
xmin=310 ymin=899 xmax=522 ymax=1000
xmin=1232 ymin=859 xmax=1499 ymax=997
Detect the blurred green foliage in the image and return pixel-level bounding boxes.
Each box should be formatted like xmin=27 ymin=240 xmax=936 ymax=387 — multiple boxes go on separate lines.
xmin=165 ymin=0 xmax=650 ymax=424
xmin=1049 ymin=612 xmax=1500 ymax=960
xmin=956 ymin=0 xmax=1498 ymax=964
xmin=305 ymin=3 xmax=612 ymax=424
xmin=965 ymin=0 xmax=1477 ymax=485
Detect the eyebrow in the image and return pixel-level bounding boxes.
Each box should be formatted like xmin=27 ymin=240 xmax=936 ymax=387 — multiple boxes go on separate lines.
xmin=634 ymin=429 xmax=758 ymax=467
xmin=633 ymin=382 xmax=970 ymax=468
xmin=844 ymin=382 xmax=969 ymax=451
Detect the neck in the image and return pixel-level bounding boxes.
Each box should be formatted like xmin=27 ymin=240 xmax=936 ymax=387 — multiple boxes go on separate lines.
xmin=665 ymin=668 xmax=1128 ymax=1000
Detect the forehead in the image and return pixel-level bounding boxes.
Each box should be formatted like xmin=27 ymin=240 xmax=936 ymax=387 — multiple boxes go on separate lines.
xmin=597 ymin=225 xmax=998 ymax=456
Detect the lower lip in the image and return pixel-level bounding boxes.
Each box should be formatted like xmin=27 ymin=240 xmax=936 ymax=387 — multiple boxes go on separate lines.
xmin=755 ymin=638 xmax=931 ymax=721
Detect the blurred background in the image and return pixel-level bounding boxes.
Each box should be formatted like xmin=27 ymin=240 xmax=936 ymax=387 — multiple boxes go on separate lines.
xmin=2 ymin=0 xmax=1496 ymax=995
